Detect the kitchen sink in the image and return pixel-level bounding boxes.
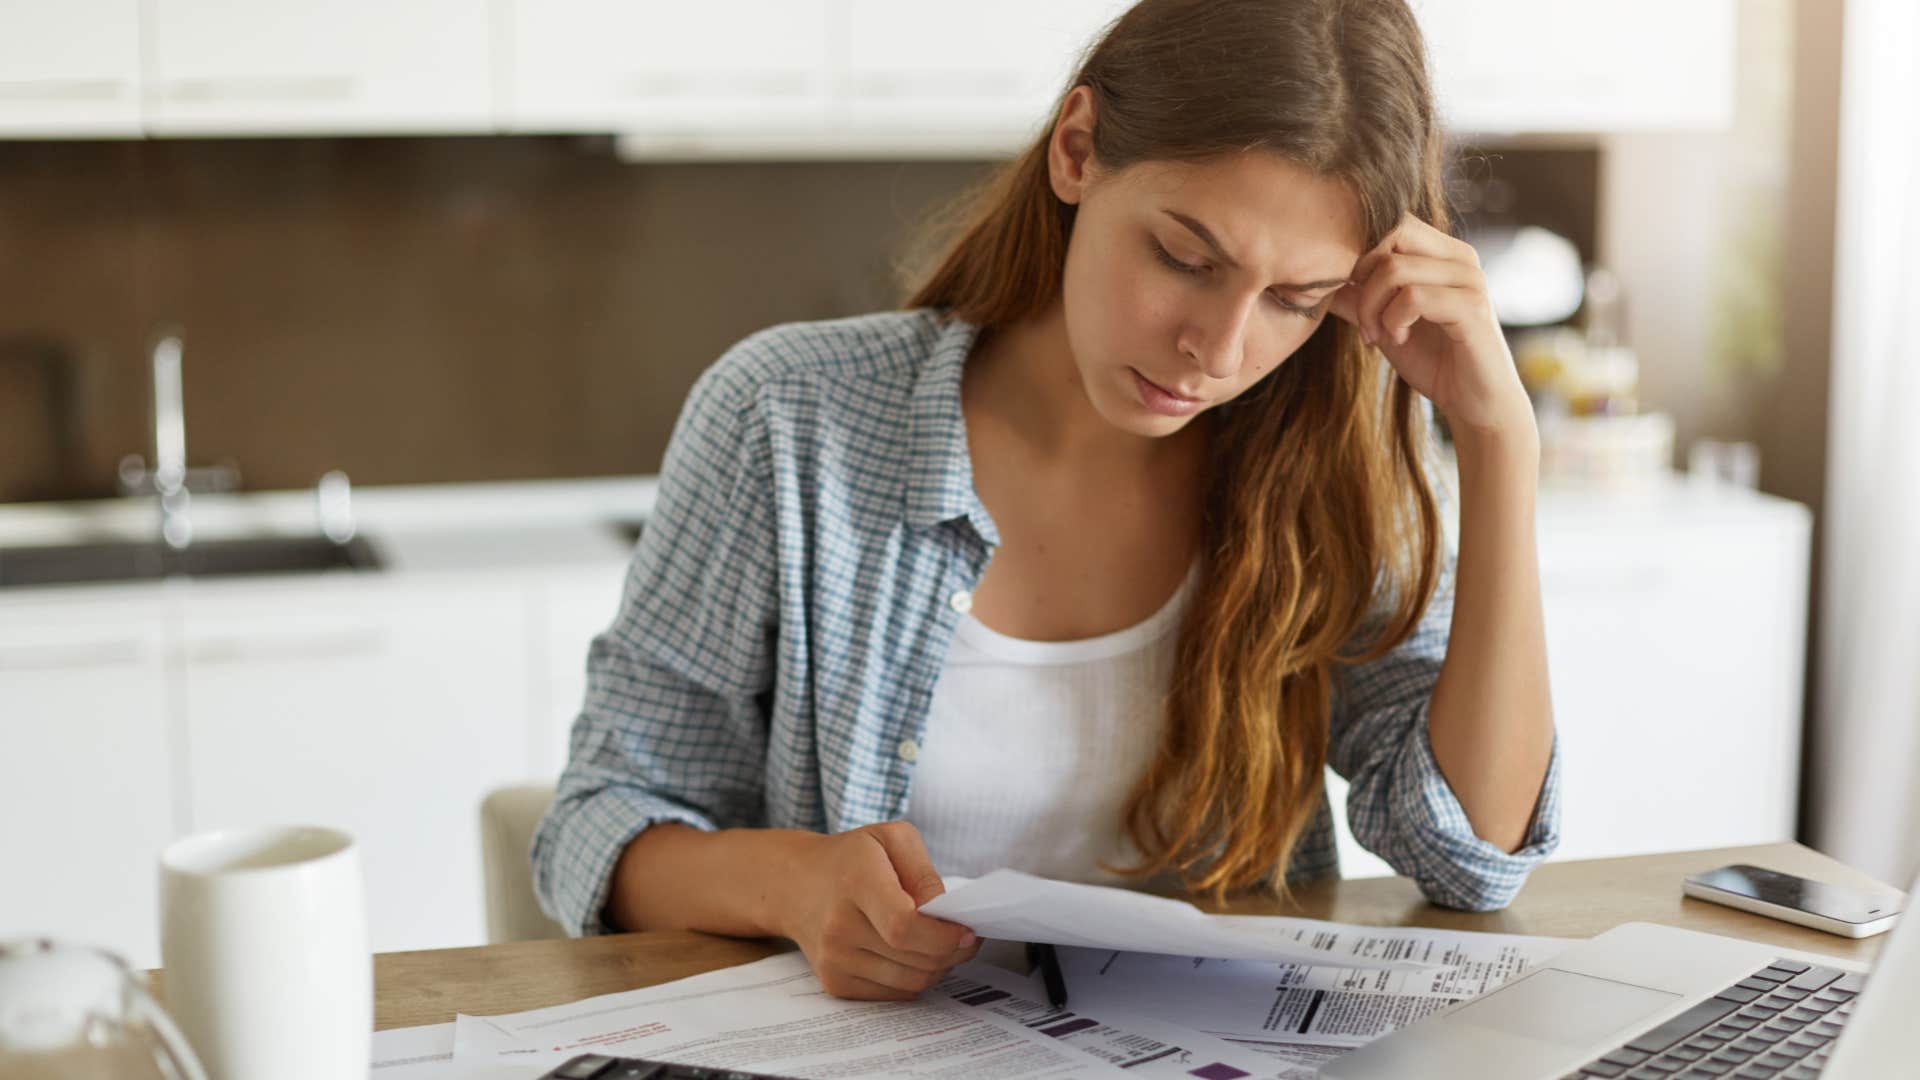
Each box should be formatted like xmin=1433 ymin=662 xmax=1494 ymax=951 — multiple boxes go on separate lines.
xmin=0 ymin=535 xmax=384 ymax=588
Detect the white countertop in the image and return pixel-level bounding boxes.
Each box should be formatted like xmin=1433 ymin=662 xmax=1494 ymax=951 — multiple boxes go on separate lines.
xmin=0 ymin=468 xmax=1808 ymax=603
xmin=0 ymin=476 xmax=659 ymax=600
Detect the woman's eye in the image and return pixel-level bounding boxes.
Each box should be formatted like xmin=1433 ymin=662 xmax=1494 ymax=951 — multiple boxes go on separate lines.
xmin=1150 ymin=239 xmax=1206 ymax=276
xmin=1153 ymin=236 xmax=1320 ymax=318
xmin=1273 ymin=294 xmax=1321 ymax=318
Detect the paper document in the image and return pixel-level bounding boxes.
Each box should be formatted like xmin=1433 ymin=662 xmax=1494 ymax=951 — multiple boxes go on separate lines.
xmin=1051 ymin=924 xmax=1573 ymax=1051
xmin=454 ymin=950 xmax=1156 ymax=1077
xmin=945 ymin=957 xmax=1319 ymax=1080
xmin=919 ymin=870 xmax=1444 ymax=970
xmin=373 ymin=1021 xmax=536 ymax=1079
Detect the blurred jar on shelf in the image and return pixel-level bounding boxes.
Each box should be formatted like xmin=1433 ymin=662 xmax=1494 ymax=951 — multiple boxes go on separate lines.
xmin=1510 ymin=267 xmax=1674 ymax=490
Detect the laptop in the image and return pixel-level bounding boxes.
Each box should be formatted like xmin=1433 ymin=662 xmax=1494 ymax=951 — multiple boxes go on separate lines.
xmin=1322 ymin=868 xmax=1917 ymax=1079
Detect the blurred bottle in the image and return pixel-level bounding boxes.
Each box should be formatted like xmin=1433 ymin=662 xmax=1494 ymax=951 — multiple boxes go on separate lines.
xmin=1566 ymin=267 xmax=1640 ymax=416
xmin=1688 ymin=439 xmax=1762 ymax=490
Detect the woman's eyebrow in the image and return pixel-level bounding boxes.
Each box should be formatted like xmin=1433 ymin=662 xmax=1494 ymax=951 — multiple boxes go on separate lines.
xmin=1161 ymin=209 xmax=1351 ymax=291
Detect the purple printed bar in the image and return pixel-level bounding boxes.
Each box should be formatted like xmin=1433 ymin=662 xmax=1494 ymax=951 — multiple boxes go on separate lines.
xmin=1189 ymin=1064 xmax=1252 ymax=1080
xmin=1040 ymin=1018 xmax=1100 ymax=1038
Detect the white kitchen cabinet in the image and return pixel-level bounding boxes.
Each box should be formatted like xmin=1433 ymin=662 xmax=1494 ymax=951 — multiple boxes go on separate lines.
xmin=1534 ymin=486 xmax=1807 ymax=860
xmin=142 ymin=0 xmax=493 ymax=135
xmin=503 ymin=0 xmax=832 ymax=135
xmin=0 ymin=0 xmax=1741 ymax=146
xmin=0 ymin=0 xmax=142 ymax=137
xmin=532 ymin=567 xmax=628 ymax=779
xmin=1416 ymin=0 xmax=1736 ymax=134
xmin=835 ymin=0 xmax=1127 ymax=135
xmin=177 ymin=579 xmax=528 ymax=953
xmin=0 ymin=593 xmax=175 ymax=967
xmin=1329 ymin=481 xmax=1810 ymax=882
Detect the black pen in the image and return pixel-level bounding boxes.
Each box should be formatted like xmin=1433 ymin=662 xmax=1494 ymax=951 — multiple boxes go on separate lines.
xmin=1028 ymin=941 xmax=1069 ymax=1010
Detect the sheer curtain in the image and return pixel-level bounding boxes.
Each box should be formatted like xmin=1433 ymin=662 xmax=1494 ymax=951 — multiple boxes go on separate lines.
xmin=1809 ymin=0 xmax=1920 ymax=889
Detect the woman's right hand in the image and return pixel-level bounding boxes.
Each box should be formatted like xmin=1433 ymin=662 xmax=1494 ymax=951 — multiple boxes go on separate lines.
xmin=778 ymin=821 xmax=982 ymax=1000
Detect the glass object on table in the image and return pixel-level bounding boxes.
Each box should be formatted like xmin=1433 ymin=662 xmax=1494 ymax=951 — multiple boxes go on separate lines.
xmin=0 ymin=939 xmax=208 ymax=1080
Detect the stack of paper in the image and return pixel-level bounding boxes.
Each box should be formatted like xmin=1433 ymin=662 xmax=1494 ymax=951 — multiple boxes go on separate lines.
xmin=919 ymin=871 xmax=1456 ymax=969
xmin=377 ymin=870 xmax=1572 ymax=1079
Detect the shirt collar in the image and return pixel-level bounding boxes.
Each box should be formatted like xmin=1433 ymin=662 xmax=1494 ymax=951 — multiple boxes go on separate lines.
xmin=903 ymin=312 xmax=1000 ymax=547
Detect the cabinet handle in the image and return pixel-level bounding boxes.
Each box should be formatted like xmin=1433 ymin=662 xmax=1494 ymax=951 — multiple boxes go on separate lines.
xmin=0 ymin=79 xmax=126 ymax=103
xmin=618 ymin=71 xmax=813 ymax=98
xmin=846 ymin=71 xmax=1024 ymax=98
xmin=164 ymin=76 xmax=358 ymax=104
xmin=187 ymin=629 xmax=384 ymax=665
xmin=0 ymin=639 xmax=147 ymax=672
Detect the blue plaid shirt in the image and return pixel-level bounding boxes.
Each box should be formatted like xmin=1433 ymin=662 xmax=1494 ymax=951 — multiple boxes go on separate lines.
xmin=532 ymin=308 xmax=1562 ymax=937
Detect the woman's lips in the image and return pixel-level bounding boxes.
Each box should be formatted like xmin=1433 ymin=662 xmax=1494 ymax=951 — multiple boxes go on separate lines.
xmin=1131 ymin=368 xmax=1204 ymax=416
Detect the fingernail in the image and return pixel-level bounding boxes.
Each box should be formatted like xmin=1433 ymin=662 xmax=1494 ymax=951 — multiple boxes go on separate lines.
xmin=960 ymin=931 xmax=977 ymax=948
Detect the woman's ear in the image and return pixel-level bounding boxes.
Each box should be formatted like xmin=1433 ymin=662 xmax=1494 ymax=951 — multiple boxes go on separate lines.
xmin=1047 ymin=85 xmax=1100 ymax=206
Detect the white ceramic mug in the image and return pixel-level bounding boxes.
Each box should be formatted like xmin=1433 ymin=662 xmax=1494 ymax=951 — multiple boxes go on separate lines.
xmin=159 ymin=825 xmax=370 ymax=1080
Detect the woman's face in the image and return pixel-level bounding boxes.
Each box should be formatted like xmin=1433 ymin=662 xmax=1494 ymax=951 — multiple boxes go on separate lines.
xmin=1049 ymin=91 xmax=1368 ymax=438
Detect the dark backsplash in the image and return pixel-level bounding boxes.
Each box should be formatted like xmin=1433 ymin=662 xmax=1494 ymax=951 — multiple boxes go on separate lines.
xmin=0 ymin=137 xmax=997 ymax=501
xmin=0 ymin=136 xmax=1593 ymax=503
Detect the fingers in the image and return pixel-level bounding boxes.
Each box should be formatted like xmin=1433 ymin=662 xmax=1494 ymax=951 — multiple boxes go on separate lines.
xmin=843 ymin=947 xmax=955 ymax=995
xmin=812 ymin=925 xmax=982 ymax=1001
xmin=1332 ymin=213 xmax=1484 ymax=347
xmin=817 ymin=967 xmax=921 ymax=1002
xmin=855 ymin=891 xmax=975 ymax=959
xmin=867 ymin=821 xmax=946 ymax=906
xmin=854 ymin=824 xmax=975 ymax=958
xmin=1346 ymin=252 xmax=1484 ymax=347
xmin=860 ymin=925 xmax=976 ymax=975
xmin=1378 ymin=283 xmax=1487 ymax=346
xmin=800 ymin=822 xmax=990 ymax=1003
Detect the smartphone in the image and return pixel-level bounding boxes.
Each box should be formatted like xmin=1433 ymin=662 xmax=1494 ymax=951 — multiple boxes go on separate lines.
xmin=1682 ymin=863 xmax=1903 ymax=938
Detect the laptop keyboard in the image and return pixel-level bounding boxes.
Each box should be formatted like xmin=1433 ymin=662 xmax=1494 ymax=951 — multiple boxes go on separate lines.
xmin=1560 ymin=958 xmax=1863 ymax=1079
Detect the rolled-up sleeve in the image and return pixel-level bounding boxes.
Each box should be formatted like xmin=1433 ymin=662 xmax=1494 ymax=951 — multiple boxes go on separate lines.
xmin=531 ymin=357 xmax=781 ymax=937
xmin=1327 ymin=512 xmax=1563 ymax=912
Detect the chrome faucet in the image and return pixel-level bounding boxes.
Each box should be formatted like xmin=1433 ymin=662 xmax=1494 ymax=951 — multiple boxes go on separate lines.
xmin=116 ymin=327 xmax=240 ymax=550
xmin=151 ymin=332 xmax=191 ymax=549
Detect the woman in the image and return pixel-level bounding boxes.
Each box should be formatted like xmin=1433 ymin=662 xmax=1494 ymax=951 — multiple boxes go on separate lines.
xmin=533 ymin=0 xmax=1560 ymax=1002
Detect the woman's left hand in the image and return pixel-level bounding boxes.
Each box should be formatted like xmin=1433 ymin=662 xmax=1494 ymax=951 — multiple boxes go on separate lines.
xmin=1325 ymin=213 xmax=1534 ymax=438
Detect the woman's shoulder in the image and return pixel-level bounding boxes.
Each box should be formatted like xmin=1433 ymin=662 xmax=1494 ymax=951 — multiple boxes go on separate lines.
xmin=691 ymin=307 xmax=959 ymax=414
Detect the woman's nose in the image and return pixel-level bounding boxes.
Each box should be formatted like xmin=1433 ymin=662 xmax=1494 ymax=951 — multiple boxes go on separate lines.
xmin=1176 ymin=290 xmax=1261 ymax=380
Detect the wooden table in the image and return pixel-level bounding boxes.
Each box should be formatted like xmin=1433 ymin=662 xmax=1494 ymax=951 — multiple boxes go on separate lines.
xmin=151 ymin=842 xmax=1907 ymax=1031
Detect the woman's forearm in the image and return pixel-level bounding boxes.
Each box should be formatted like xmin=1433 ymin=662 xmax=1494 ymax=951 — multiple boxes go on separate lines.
xmin=1425 ymin=418 xmax=1556 ymax=853
xmin=605 ymin=823 xmax=817 ymax=938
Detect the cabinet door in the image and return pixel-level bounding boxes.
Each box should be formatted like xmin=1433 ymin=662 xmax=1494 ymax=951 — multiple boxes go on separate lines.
xmin=1416 ymin=0 xmax=1735 ymax=133
xmin=143 ymin=0 xmax=492 ymax=134
xmin=0 ymin=595 xmax=174 ymax=968
xmin=534 ymin=566 xmax=628 ymax=779
xmin=179 ymin=580 xmax=527 ymax=953
xmin=0 ymin=0 xmax=141 ymax=136
xmin=504 ymin=0 xmax=831 ymax=134
xmin=837 ymin=0 xmax=1128 ymax=134
xmin=1538 ymin=497 xmax=1809 ymax=861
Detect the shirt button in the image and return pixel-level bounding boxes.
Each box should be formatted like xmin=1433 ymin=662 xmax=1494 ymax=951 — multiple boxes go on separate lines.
xmin=948 ymin=589 xmax=973 ymax=614
xmin=897 ymin=738 xmax=920 ymax=763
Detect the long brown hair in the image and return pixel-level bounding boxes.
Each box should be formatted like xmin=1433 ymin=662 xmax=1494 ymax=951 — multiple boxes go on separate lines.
xmin=903 ymin=0 xmax=1447 ymax=900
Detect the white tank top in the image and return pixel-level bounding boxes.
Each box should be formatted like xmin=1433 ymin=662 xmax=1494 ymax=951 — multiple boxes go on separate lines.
xmin=904 ymin=559 xmax=1201 ymax=885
